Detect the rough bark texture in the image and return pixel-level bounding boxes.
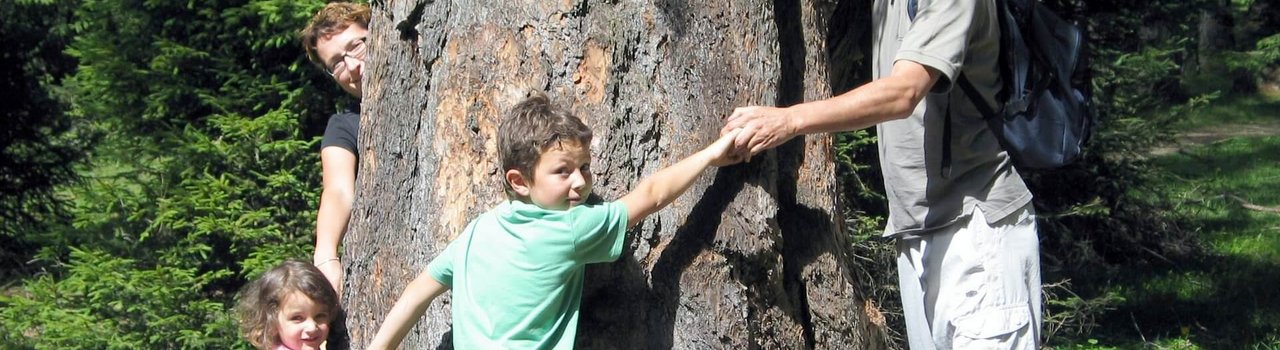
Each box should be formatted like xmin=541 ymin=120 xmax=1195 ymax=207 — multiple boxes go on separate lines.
xmin=337 ymin=0 xmax=886 ymax=348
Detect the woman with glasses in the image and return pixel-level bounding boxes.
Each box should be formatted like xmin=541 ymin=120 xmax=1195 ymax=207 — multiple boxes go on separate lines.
xmin=300 ymin=1 xmax=370 ymax=296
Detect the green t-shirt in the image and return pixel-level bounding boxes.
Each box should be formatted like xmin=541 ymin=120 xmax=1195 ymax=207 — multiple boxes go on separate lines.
xmin=427 ymin=200 xmax=629 ymax=349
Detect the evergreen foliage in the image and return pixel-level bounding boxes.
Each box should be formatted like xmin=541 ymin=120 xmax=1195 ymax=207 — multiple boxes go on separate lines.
xmin=1 ymin=0 xmax=345 ymax=347
xmin=1017 ymin=0 xmax=1215 ymax=269
xmin=1227 ymin=33 xmax=1280 ymax=78
xmin=0 ymin=0 xmax=87 ymax=267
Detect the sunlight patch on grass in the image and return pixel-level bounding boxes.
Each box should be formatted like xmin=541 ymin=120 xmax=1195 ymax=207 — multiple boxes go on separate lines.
xmin=1214 ymin=231 xmax=1280 ymax=261
xmin=1158 ymin=137 xmax=1280 ymax=208
xmin=1051 ymin=95 xmax=1279 ymax=348
xmin=1109 ymin=130 xmax=1280 ymax=347
xmin=1136 ymin=271 xmax=1215 ymax=301
xmin=1174 ymin=94 xmax=1280 ymax=130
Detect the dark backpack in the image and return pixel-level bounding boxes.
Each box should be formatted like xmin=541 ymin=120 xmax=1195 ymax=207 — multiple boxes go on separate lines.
xmin=913 ymin=0 xmax=1095 ymax=170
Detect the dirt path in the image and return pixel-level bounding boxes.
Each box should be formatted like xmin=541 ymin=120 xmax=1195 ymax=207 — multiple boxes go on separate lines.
xmin=1148 ymin=121 xmax=1280 ymax=156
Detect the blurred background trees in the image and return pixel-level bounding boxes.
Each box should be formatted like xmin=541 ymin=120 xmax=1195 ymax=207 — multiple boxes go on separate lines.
xmin=1 ymin=0 xmax=349 ymax=347
xmin=0 ymin=0 xmax=85 ymax=274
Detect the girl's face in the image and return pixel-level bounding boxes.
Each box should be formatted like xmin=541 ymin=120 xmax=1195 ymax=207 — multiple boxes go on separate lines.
xmin=275 ymin=291 xmax=331 ymax=350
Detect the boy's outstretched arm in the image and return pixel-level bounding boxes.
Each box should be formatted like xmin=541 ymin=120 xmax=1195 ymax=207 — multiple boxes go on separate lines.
xmin=619 ymin=128 xmax=742 ymax=228
xmin=366 ymin=272 xmax=449 ymax=350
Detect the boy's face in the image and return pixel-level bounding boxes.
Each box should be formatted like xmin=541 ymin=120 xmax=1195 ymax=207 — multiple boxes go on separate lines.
xmin=511 ymin=140 xmax=594 ymax=211
xmin=315 ymin=23 xmax=368 ymax=98
xmin=275 ymin=291 xmax=330 ymax=350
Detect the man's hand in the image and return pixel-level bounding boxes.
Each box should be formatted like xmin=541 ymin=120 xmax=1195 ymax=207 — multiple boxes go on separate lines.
xmin=720 ymin=105 xmax=799 ymax=159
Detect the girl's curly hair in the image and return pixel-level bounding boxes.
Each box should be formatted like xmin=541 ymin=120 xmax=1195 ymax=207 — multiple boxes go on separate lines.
xmin=235 ymin=260 xmax=340 ymax=349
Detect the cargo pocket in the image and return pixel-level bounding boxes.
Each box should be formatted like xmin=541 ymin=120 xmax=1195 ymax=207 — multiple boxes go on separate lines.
xmin=951 ymin=303 xmax=1031 ymax=347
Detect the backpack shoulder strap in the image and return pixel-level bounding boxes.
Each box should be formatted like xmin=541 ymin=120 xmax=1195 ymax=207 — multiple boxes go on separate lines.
xmin=942 ymin=74 xmax=995 ymax=179
xmin=957 ymin=74 xmax=997 ymax=118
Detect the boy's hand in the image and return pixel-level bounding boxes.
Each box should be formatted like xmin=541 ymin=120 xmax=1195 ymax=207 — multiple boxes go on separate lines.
xmin=706 ymin=128 xmax=745 ymax=167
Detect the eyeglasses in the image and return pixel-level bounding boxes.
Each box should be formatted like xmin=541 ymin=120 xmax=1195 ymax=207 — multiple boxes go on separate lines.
xmin=326 ymin=38 xmax=367 ymax=78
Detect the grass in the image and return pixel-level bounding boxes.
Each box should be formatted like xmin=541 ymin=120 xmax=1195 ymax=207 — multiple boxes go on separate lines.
xmin=1051 ymin=94 xmax=1280 ymax=349
xmin=1172 ymin=94 xmax=1280 ymax=130
xmin=1150 ymin=136 xmax=1280 ymax=346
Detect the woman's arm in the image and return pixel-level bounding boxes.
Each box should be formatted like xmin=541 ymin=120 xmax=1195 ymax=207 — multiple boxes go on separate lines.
xmin=315 ymin=146 xmax=356 ymax=294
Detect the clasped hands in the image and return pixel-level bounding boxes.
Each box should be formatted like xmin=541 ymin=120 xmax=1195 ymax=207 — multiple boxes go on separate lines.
xmin=719 ymin=105 xmax=798 ymax=162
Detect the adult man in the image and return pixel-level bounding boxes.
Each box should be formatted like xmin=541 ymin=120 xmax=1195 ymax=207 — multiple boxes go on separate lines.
xmin=721 ymin=0 xmax=1040 ymax=348
xmin=300 ymin=2 xmax=369 ymax=295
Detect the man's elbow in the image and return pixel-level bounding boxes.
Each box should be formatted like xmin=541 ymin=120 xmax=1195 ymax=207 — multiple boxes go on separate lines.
xmin=887 ymin=89 xmax=923 ymax=120
xmin=883 ymin=61 xmax=938 ymax=120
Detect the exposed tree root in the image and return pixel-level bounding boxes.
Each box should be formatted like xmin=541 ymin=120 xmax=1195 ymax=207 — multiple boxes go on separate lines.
xmin=1227 ymin=194 xmax=1280 ymax=214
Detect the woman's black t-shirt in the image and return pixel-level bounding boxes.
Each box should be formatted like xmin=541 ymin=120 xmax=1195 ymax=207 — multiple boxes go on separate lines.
xmin=319 ymin=109 xmax=359 ymax=157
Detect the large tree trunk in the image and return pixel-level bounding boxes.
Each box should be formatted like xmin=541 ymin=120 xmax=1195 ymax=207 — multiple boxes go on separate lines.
xmin=337 ymin=0 xmax=886 ymax=348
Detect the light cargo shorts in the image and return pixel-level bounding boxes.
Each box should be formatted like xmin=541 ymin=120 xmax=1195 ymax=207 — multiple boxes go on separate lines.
xmin=897 ymin=204 xmax=1041 ymax=350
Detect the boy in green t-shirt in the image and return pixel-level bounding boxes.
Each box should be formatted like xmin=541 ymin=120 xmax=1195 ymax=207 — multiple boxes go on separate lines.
xmin=366 ymin=92 xmax=743 ymax=349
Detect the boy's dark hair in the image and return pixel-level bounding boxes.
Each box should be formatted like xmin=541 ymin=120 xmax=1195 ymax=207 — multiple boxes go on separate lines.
xmin=300 ymin=2 xmax=371 ymax=71
xmin=235 ymin=260 xmax=340 ymax=349
xmin=498 ymin=91 xmax=593 ymax=194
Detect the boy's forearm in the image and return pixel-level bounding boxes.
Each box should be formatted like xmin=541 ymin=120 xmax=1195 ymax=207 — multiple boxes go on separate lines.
xmin=620 ymin=148 xmax=716 ymax=227
xmin=367 ymin=272 xmax=448 ymax=350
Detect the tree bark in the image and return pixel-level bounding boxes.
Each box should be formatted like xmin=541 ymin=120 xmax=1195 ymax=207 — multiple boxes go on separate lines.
xmin=337 ymin=0 xmax=886 ymax=348
xmin=1196 ymin=0 xmax=1234 ymax=71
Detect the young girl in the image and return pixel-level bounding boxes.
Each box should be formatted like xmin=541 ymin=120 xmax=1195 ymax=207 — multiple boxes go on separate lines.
xmin=236 ymin=260 xmax=340 ymax=350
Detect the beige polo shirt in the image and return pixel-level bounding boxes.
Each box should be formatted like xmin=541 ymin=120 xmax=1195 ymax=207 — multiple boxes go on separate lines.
xmin=872 ymin=0 xmax=1032 ymax=238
